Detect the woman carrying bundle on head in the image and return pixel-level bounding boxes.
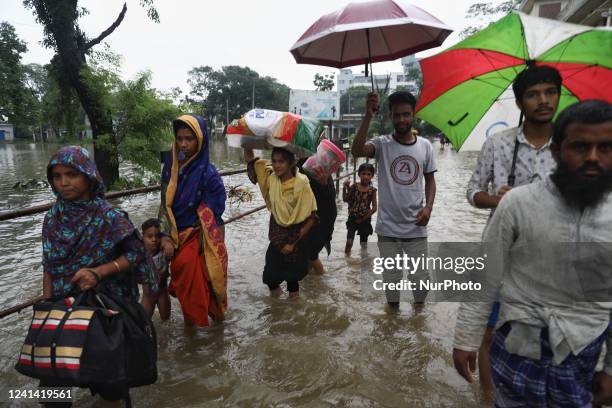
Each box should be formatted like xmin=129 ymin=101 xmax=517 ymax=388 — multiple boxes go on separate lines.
xmin=244 ymin=147 xmax=318 ymax=299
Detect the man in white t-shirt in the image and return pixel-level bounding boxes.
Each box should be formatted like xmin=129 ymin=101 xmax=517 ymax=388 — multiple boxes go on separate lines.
xmin=352 ymin=91 xmax=437 ymax=309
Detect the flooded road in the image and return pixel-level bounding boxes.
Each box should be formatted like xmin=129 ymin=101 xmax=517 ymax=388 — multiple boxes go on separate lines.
xmin=0 ymin=140 xmax=491 ymax=407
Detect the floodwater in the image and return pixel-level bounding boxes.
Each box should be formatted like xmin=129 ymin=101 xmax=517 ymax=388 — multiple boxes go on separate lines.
xmin=0 ymin=140 xmax=491 ymax=407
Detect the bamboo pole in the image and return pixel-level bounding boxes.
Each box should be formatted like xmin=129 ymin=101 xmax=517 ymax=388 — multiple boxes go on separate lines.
xmin=0 ymin=296 xmax=44 ymax=319
xmin=0 ymin=168 xmax=248 ymax=222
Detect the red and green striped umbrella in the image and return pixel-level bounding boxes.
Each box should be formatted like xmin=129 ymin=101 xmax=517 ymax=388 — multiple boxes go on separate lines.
xmin=416 ymin=11 xmax=612 ymax=151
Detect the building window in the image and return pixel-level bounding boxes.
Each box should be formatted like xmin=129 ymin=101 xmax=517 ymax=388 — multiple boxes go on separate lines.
xmin=397 ymin=75 xmax=404 ymax=82
xmin=539 ymin=2 xmax=561 ymax=19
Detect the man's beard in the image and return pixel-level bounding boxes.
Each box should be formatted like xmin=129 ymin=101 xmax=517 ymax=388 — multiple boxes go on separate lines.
xmin=551 ymin=161 xmax=612 ymax=209
xmin=394 ymin=124 xmax=411 ymax=136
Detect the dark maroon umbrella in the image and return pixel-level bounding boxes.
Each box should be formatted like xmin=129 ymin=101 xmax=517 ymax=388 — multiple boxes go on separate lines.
xmin=290 ymin=0 xmax=452 ymax=88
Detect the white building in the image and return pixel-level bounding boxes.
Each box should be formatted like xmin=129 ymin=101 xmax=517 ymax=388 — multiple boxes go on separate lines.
xmin=519 ymin=0 xmax=611 ymax=26
xmin=0 ymin=123 xmax=14 ymax=141
xmin=336 ymin=56 xmax=419 ymax=94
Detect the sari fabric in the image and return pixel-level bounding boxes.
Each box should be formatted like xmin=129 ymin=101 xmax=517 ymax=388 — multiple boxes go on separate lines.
xmin=42 ymin=146 xmax=148 ymax=301
xmin=161 ymin=115 xmax=225 ymax=237
xmin=159 ymin=115 xmax=228 ymax=325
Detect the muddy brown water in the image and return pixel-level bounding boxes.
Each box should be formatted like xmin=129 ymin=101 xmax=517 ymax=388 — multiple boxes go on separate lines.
xmin=0 ymin=140 xmax=490 ymax=407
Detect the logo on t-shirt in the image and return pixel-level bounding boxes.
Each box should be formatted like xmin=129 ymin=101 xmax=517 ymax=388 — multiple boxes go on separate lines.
xmin=390 ymin=155 xmax=420 ymax=185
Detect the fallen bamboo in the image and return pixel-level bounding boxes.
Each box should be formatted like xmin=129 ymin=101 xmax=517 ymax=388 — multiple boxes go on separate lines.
xmin=0 ymin=295 xmax=44 ymax=319
xmin=0 ymin=168 xmax=248 ymax=222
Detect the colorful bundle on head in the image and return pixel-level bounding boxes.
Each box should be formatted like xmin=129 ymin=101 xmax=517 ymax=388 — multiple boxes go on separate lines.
xmin=227 ymin=109 xmax=323 ymax=158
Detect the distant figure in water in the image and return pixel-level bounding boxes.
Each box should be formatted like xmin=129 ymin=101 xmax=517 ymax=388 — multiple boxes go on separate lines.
xmin=439 ymin=133 xmax=448 ymax=150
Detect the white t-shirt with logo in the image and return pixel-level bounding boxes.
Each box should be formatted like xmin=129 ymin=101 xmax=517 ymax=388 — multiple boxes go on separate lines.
xmin=367 ymin=134 xmax=436 ymax=238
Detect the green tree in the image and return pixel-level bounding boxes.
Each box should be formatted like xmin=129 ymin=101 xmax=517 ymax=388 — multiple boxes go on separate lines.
xmin=340 ymin=86 xmax=369 ymax=116
xmin=23 ymin=0 xmax=159 ymax=187
xmin=0 ymin=22 xmax=31 ymax=136
xmin=460 ymin=0 xmax=521 ymax=38
xmin=313 ymin=73 xmax=335 ymax=91
xmin=82 ymin=47 xmax=178 ymax=182
xmin=187 ymin=65 xmax=290 ymax=131
xmin=41 ymin=62 xmax=84 ymax=140
xmin=112 ymin=71 xmax=179 ymax=180
xmin=403 ymin=64 xmax=423 ymax=96
xmin=21 ymin=63 xmax=49 ymax=139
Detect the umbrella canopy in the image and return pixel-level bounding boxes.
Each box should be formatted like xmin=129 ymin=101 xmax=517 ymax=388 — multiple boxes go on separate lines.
xmin=416 ymin=11 xmax=612 ymax=151
xmin=290 ymin=0 xmax=452 ymax=69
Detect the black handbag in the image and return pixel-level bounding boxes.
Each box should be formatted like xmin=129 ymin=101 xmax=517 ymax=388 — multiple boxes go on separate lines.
xmin=15 ymin=289 xmax=157 ymax=389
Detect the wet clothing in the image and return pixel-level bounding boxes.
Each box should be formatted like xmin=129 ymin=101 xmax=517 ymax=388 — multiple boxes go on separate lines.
xmin=145 ymin=251 xmax=169 ymax=295
xmin=455 ymin=177 xmax=612 ymax=366
xmin=43 ymin=146 xmax=149 ymax=302
xmin=377 ymin=236 xmax=428 ymax=303
xmin=264 ymin=217 xmax=310 ymax=293
xmin=344 ymin=183 xmax=376 ymax=242
xmin=491 ymin=323 xmax=606 ymax=408
xmin=345 ymin=183 xmax=376 ymax=219
xmin=303 ymin=172 xmax=336 ymax=260
xmin=346 ymin=217 xmax=373 ymax=242
xmin=168 ymin=227 xmax=225 ymax=325
xmin=159 ymin=115 xmax=228 ymax=326
xmin=466 ymin=126 xmax=556 ymax=328
xmin=366 ymin=134 xmax=436 ymax=238
xmin=455 ymin=177 xmax=612 ymax=406
xmin=249 ymin=158 xmax=318 ymax=292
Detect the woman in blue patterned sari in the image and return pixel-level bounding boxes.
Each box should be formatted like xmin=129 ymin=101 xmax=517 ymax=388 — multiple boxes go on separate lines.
xmin=42 ymin=145 xmax=149 ymax=302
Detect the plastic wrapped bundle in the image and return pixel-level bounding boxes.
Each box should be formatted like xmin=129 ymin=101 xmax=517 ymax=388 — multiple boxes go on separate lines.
xmin=227 ymin=109 xmax=323 ymax=158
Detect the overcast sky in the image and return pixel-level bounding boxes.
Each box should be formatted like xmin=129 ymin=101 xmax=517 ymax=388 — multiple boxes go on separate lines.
xmin=3 ymin=0 xmax=502 ymax=95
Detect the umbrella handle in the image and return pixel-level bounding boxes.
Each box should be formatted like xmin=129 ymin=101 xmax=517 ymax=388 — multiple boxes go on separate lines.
xmin=366 ymin=28 xmax=374 ymax=91
xmin=448 ymin=112 xmax=469 ymax=126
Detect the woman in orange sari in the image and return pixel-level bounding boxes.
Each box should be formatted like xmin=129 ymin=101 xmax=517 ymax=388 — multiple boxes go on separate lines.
xmin=158 ymin=115 xmax=228 ymax=326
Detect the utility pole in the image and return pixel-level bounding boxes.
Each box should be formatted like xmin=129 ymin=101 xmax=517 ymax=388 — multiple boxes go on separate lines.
xmin=226 ymin=99 xmax=229 ymax=127
xmin=348 ymin=92 xmax=351 ymax=115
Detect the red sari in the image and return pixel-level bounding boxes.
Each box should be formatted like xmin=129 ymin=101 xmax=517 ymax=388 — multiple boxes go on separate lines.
xmin=168 ymin=205 xmax=227 ymax=325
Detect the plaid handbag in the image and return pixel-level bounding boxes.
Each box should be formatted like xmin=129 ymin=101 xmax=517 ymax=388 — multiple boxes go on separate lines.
xmin=15 ymin=289 xmax=157 ymax=389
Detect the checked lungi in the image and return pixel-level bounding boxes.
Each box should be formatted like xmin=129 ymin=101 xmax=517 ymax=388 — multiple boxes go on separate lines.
xmin=490 ymin=323 xmax=607 ymax=408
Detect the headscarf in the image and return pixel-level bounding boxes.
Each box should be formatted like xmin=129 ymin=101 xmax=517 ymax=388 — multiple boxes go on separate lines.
xmin=253 ymin=158 xmax=317 ymax=227
xmin=42 ymin=146 xmax=144 ymax=299
xmin=268 ymin=170 xmax=317 ymax=227
xmin=161 ymin=115 xmax=226 ymax=242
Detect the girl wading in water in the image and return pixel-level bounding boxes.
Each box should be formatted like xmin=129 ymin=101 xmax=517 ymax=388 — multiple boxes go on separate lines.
xmin=159 ymin=115 xmax=228 ymax=326
xmin=244 ymin=147 xmax=318 ymax=299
